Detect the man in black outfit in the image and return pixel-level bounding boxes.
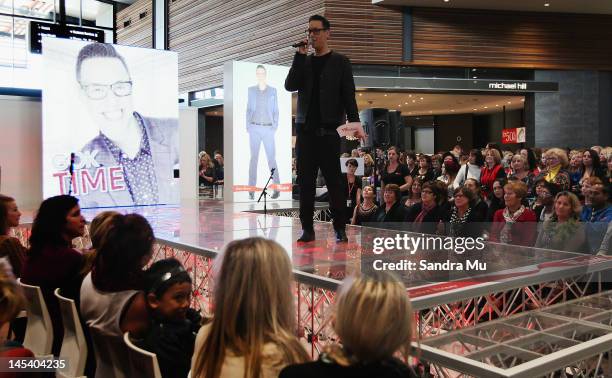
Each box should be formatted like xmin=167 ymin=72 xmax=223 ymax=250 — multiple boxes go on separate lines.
xmin=285 ymin=15 xmax=362 ymax=243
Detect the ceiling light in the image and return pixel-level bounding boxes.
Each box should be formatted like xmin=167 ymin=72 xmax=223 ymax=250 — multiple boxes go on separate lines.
xmin=444 ymin=0 xmax=449 ymax=2
xmin=521 ymin=98 xmax=525 ymax=101
xmin=507 ymin=101 xmax=511 ymax=104
xmin=472 ymin=68 xmax=477 ymax=72
xmin=412 ymin=100 xmax=416 ymax=103
xmin=484 ymin=106 xmax=488 ymax=109
xmin=495 ymin=104 xmax=500 ymax=107
xmin=384 ymin=94 xmax=388 ymax=97
xmin=473 ymin=108 xmax=477 ymax=111
xmin=420 ymin=97 xmax=424 ymax=100
xmin=429 ymin=111 xmax=433 ymax=113
xmin=544 ymin=2 xmax=550 ymax=6
xmin=409 ymin=94 xmax=412 ymax=97
xmin=405 ymin=102 xmax=408 ymax=105
xmin=359 ymin=93 xmax=362 ymax=96
xmin=451 ymin=109 xmax=455 ymax=112
xmin=473 ymin=76 xmax=478 ymax=79
xmin=398 ymin=104 xmax=401 ymax=107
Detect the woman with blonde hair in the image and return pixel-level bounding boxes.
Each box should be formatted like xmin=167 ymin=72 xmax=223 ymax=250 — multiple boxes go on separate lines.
xmin=480 ymin=149 xmax=506 ymax=199
xmin=0 ymin=195 xmax=26 ymax=277
xmin=536 ymin=191 xmax=585 ymax=253
xmin=280 ymin=271 xmax=418 ymax=378
xmin=541 ymin=148 xmax=570 ymax=191
xmin=0 ymin=258 xmax=33 ymax=361
xmin=191 ymin=237 xmax=309 ymax=378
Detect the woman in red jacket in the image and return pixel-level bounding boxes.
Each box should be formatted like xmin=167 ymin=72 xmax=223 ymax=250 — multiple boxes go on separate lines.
xmin=490 ymin=180 xmax=537 ymax=246
xmin=480 ymin=149 xmax=506 ymax=199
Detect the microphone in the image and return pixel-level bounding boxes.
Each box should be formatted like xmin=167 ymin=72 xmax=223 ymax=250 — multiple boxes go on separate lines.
xmin=271 ymin=168 xmax=276 ymax=174
xmin=68 ymin=152 xmax=75 ymax=196
xmin=291 ymin=41 xmax=308 ymax=48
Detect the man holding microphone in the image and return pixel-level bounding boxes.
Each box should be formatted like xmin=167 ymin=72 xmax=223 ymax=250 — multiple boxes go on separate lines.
xmin=285 ymin=14 xmax=364 ymax=243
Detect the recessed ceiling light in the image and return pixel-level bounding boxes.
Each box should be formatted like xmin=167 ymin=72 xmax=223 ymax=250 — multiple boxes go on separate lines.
xmin=429 ymin=111 xmax=433 ymax=113
xmin=420 ymin=97 xmax=424 ymax=100
xmin=484 ymin=106 xmax=488 ymax=109
xmin=409 ymin=94 xmax=412 ymax=97
xmin=412 ymin=100 xmax=416 ymax=103
xmin=507 ymin=101 xmax=511 ymax=104
xmin=398 ymin=104 xmax=401 ymax=107
xmin=472 ymin=68 xmax=477 ymax=72
xmin=451 ymin=109 xmax=455 ymax=112
xmin=444 ymin=0 xmax=449 ymax=2
xmin=473 ymin=108 xmax=477 ymax=111
xmin=495 ymin=104 xmax=500 ymax=107
xmin=359 ymin=93 xmax=362 ymax=96
xmin=473 ymin=76 xmax=478 ymax=79
xmin=408 ymin=112 xmax=412 ymax=114
xmin=521 ymin=98 xmax=525 ymax=101
xmin=405 ymin=102 xmax=408 ymax=105
xmin=544 ymin=2 xmax=550 ymax=7
xmin=384 ymin=94 xmax=388 ymax=97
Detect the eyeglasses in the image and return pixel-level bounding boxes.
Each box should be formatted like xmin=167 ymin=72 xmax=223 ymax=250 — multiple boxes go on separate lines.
xmin=306 ymin=28 xmax=327 ymax=35
xmin=80 ymin=80 xmax=133 ymax=100
xmin=422 ymin=189 xmax=433 ymax=194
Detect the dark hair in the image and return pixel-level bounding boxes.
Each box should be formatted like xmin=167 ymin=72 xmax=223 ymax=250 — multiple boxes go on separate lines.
xmin=309 ymin=14 xmax=331 ymax=29
xmin=29 ymin=195 xmax=79 ymax=256
xmin=540 ymin=181 xmax=561 ymax=197
xmin=92 ymin=213 xmax=154 ymax=292
xmin=523 ymin=148 xmax=538 ymax=171
xmin=383 ymin=184 xmax=401 ymax=203
xmin=469 ymin=149 xmax=484 ymax=167
xmin=454 ymin=186 xmax=476 ymax=207
xmin=144 ymin=258 xmax=191 ymax=298
xmin=256 ymin=64 xmax=266 ymax=72
xmin=419 ymin=154 xmax=432 ymax=165
xmin=76 ymin=43 xmax=130 ymax=83
xmin=422 ymin=181 xmax=443 ymax=203
xmin=346 ymin=158 xmax=359 ymax=168
xmin=584 ymin=149 xmax=602 ymax=171
xmin=0 ymin=195 xmax=15 ymax=235
xmin=406 ymin=152 xmax=417 ymax=162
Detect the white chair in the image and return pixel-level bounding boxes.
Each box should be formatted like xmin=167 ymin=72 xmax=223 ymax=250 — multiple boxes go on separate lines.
xmin=54 ymin=288 xmax=87 ymax=378
xmin=123 ymin=332 xmax=162 ymax=378
xmin=17 ymin=279 xmax=54 ymax=357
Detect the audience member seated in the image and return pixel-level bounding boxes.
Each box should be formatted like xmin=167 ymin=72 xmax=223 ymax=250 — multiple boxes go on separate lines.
xmin=191 ymin=238 xmax=309 ymax=378
xmin=520 ymin=147 xmax=540 ymax=176
xmin=480 ymin=148 xmax=506 ymax=199
xmin=414 ymin=154 xmax=435 ymax=184
xmin=580 ymin=179 xmax=612 ymax=254
xmin=540 ymin=148 xmax=571 ymax=191
xmin=533 ymin=181 xmax=561 ymax=223
xmin=83 ymin=211 xmax=120 ymax=275
xmin=489 ymin=181 xmax=537 ymax=246
xmin=568 ymin=150 xmax=584 ymax=195
xmin=80 ymin=213 xmax=154 ymax=378
xmin=351 ymin=186 xmax=378 ymax=225
xmin=535 ymin=192 xmax=586 ymax=253
xmin=373 ymin=184 xmax=406 ymax=224
xmin=21 ymin=195 xmax=87 ymax=355
xmin=437 ymin=155 xmax=460 ymax=199
xmin=0 ymin=195 xmax=26 ymax=277
xmin=405 ymin=181 xmax=444 ymax=235
xmin=404 ymin=177 xmax=423 ymax=208
xmin=508 ymin=154 xmax=536 ymax=198
xmin=486 ymin=178 xmax=506 ymax=222
xmin=579 ymin=149 xmax=606 ymax=187
xmin=199 ymin=153 xmax=217 ymax=187
xmin=445 ymin=187 xmax=486 ymax=238
xmin=279 ymin=272 xmax=418 ymax=378
xmin=463 ymin=178 xmax=489 ymax=219
xmin=140 ymin=258 xmax=201 ymax=378
xmin=0 ymin=258 xmax=34 ymax=378
xmin=454 ymin=149 xmax=483 ymax=189
xmin=431 ymin=154 xmax=443 ymax=179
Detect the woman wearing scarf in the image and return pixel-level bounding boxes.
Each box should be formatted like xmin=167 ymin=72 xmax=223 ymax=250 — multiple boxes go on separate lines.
xmin=509 ymin=154 xmax=536 ymax=198
xmin=444 ymin=187 xmax=486 ymax=238
xmin=535 ymin=191 xmax=586 ymax=253
xmin=541 ymin=148 xmax=571 ymax=191
xmin=405 ymin=181 xmax=444 ymax=235
xmin=489 ymin=181 xmax=537 ymax=246
xmin=480 ymin=149 xmax=506 ymax=199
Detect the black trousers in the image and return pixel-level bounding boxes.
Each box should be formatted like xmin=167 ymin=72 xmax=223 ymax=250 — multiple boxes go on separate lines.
xmin=296 ymin=129 xmax=345 ymax=231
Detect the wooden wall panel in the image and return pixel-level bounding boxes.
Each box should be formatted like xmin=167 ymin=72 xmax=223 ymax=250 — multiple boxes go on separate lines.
xmin=116 ymin=0 xmax=153 ymax=48
xmin=324 ymin=0 xmax=403 ymax=65
xmin=168 ymin=0 xmax=324 ymax=93
xmin=411 ymin=8 xmax=612 ymax=70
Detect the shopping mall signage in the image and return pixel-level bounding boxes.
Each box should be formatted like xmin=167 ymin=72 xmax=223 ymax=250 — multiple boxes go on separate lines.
xmin=502 ymin=127 xmax=526 ymax=144
xmin=29 ymin=21 xmax=105 ymax=54
xmin=355 ymin=77 xmax=558 ymax=93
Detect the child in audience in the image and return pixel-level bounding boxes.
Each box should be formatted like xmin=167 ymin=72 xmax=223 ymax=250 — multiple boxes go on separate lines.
xmin=140 ymin=258 xmax=201 ymax=378
xmin=191 ymin=237 xmax=309 ymax=378
xmin=280 ymin=271 xmax=419 ymax=378
xmin=0 ymin=258 xmax=34 ymax=378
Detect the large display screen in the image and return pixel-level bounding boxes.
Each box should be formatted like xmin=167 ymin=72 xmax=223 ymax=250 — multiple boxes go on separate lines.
xmin=228 ymin=61 xmax=292 ymax=202
xmin=42 ymin=38 xmax=179 ymax=208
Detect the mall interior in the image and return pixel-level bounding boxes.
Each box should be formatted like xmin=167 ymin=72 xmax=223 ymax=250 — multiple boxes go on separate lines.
xmin=1 ymin=0 xmax=612 ymax=377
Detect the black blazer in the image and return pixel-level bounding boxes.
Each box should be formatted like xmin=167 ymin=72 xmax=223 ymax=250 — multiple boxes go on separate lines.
xmin=285 ymin=51 xmax=360 ymax=126
xmin=374 ymin=201 xmax=407 ymax=223
xmin=280 ymin=357 xmax=420 ymax=378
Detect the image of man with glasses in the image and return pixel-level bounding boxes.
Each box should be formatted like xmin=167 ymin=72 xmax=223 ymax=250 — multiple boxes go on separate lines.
xmin=246 ymin=64 xmax=280 ymax=200
xmin=76 ymin=43 xmax=179 ymax=207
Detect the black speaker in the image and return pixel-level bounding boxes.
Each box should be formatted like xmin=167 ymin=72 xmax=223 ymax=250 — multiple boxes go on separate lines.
xmin=359 ymin=108 xmax=390 ymax=148
xmin=388 ymin=110 xmax=402 ymax=148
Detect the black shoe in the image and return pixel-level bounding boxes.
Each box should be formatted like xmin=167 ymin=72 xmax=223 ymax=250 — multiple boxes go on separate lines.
xmin=271 ymin=190 xmax=280 ymax=199
xmin=249 ymin=192 xmax=254 ymax=200
xmin=297 ymin=230 xmax=315 ymax=243
xmin=335 ymin=229 xmax=348 ymax=243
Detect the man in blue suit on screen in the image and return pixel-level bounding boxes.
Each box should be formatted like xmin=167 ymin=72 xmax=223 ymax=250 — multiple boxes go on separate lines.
xmin=246 ymin=65 xmax=280 ymax=200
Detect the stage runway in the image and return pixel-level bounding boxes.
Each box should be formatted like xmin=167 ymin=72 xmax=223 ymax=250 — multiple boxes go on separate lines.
xmin=71 ymin=199 xmax=612 ymax=309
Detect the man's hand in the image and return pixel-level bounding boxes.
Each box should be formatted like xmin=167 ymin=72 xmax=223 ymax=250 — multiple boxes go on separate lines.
xmin=297 ymin=38 xmax=308 ymax=55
